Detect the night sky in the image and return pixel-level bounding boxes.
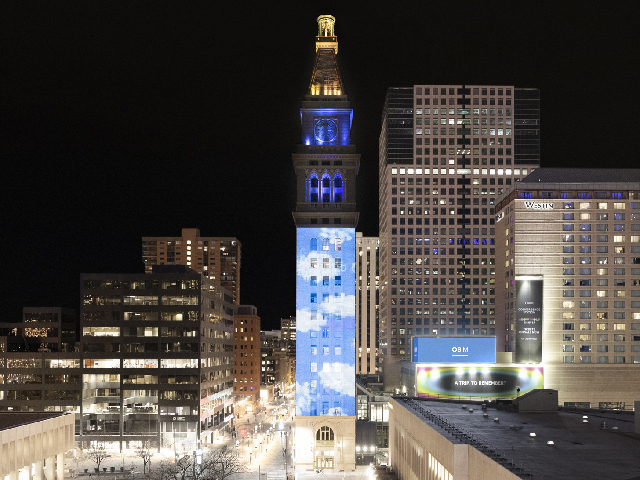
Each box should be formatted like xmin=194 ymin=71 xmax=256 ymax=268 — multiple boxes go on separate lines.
xmin=3 ymin=2 xmax=638 ymax=330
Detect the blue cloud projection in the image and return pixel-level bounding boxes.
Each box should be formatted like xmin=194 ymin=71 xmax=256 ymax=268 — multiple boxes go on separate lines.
xmin=296 ymin=227 xmax=355 ymax=417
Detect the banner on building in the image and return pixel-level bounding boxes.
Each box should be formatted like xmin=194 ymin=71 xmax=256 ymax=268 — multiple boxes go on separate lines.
xmin=416 ymin=365 xmax=543 ymax=399
xmin=515 ymin=278 xmax=543 ymax=363
xmin=412 ymin=337 xmax=496 ymax=363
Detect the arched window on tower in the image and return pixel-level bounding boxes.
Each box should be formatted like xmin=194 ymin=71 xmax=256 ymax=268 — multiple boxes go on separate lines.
xmin=309 ymin=175 xmax=319 ymax=202
xmin=316 ymin=426 xmax=334 ymax=441
xmin=333 ymin=174 xmax=343 ymax=202
xmin=322 ymin=238 xmax=330 ymax=251
xmin=321 ymin=175 xmax=331 ymax=203
xmin=310 ymin=238 xmax=317 ymax=251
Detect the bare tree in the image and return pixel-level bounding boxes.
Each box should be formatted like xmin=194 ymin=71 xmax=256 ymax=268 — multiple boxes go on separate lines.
xmin=153 ymin=455 xmax=193 ymax=480
xmin=205 ymin=446 xmax=247 ymax=480
xmin=134 ymin=441 xmax=154 ymax=474
xmin=81 ymin=442 xmax=111 ymax=474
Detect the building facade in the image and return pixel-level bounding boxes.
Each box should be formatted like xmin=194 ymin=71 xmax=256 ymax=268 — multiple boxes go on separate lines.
xmin=378 ymin=86 xmax=540 ymax=389
xmin=0 ymin=412 xmax=76 ymax=480
xmin=79 ymin=267 xmax=234 ymax=450
xmin=0 ymin=307 xmax=76 ymax=353
xmin=292 ymin=15 xmax=358 ymax=471
xmin=281 ymin=316 xmax=296 ymax=357
xmin=495 ymin=168 xmax=640 ymax=407
xmin=233 ymin=305 xmax=261 ymax=409
xmin=355 ymin=234 xmax=379 ymax=374
xmin=142 ymin=228 xmax=241 ymax=305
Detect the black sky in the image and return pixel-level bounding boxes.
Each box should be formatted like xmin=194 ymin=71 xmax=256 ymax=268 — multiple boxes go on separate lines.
xmin=2 ymin=2 xmax=638 ymax=330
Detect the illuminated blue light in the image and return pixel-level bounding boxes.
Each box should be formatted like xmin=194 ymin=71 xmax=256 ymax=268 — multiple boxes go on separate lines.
xmin=296 ymin=227 xmax=355 ymax=417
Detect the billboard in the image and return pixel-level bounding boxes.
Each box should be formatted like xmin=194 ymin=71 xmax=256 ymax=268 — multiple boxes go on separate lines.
xmin=413 ymin=337 xmax=496 ymax=364
xmin=295 ymin=227 xmax=356 ymax=417
xmin=515 ymin=278 xmax=543 ymax=363
xmin=416 ymin=365 xmax=543 ymax=399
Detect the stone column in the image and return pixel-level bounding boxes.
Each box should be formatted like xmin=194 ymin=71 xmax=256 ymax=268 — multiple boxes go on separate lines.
xmin=44 ymin=457 xmax=54 ymax=480
xmin=33 ymin=460 xmax=44 ymax=480
xmin=56 ymin=453 xmax=64 ymax=480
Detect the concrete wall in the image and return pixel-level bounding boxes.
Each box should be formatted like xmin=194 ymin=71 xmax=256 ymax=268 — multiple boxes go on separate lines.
xmin=0 ymin=413 xmax=75 ymax=480
xmin=389 ymin=398 xmax=520 ymax=480
xmin=544 ymin=364 xmax=640 ymax=408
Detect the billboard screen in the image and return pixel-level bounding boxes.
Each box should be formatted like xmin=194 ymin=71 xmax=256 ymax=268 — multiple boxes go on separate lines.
xmin=413 ymin=337 xmax=496 ymax=363
xmin=416 ymin=366 xmax=543 ymax=399
xmin=295 ymin=227 xmax=356 ymax=417
xmin=515 ymin=278 xmax=543 ymax=363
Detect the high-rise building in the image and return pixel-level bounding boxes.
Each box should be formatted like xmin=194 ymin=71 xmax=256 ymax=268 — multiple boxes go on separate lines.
xmin=233 ymin=305 xmax=261 ymax=409
xmin=142 ymin=228 xmax=241 ymax=305
xmin=378 ymin=86 xmax=540 ymax=389
xmin=79 ymin=267 xmax=234 ymax=449
xmin=281 ymin=316 xmax=296 ymax=357
xmin=355 ymin=234 xmax=379 ymax=374
xmin=292 ymin=15 xmax=358 ymax=471
xmin=494 ymin=168 xmax=640 ymax=407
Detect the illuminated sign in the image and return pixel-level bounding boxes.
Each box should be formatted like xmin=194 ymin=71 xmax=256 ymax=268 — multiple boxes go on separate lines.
xmin=412 ymin=337 xmax=496 ymax=363
xmin=295 ymin=227 xmax=356 ymax=417
xmin=495 ymin=211 xmax=505 ymax=223
xmin=416 ymin=365 xmax=543 ymax=399
xmin=524 ymin=201 xmax=553 ymax=209
xmin=515 ymin=279 xmax=543 ymax=363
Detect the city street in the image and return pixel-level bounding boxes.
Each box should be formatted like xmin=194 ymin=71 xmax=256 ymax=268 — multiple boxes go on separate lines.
xmin=63 ymin=392 xmax=378 ymax=480
xmin=64 ymin=394 xmax=296 ymax=480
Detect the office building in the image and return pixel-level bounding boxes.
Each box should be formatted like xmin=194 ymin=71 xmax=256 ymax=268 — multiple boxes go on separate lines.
xmin=79 ymin=267 xmax=234 ymax=450
xmin=378 ymin=86 xmax=540 ymax=389
xmin=142 ymin=228 xmax=241 ymax=305
xmin=281 ymin=316 xmax=296 ymax=357
xmin=233 ymin=305 xmax=261 ymax=409
xmin=355 ymin=376 xmax=390 ymax=466
xmin=494 ymin=168 xmax=640 ymax=407
xmin=261 ymin=331 xmax=295 ymax=393
xmin=355 ymin=234 xmax=379 ymax=374
xmin=0 ymin=307 xmax=76 ymax=353
xmin=260 ymin=331 xmax=280 ymax=387
xmin=0 ymin=353 xmax=82 ymax=420
xmin=292 ymin=15 xmax=358 ymax=471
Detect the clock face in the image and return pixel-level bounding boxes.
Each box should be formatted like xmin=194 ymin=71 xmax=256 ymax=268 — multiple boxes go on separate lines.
xmin=314 ymin=119 xmax=338 ymax=143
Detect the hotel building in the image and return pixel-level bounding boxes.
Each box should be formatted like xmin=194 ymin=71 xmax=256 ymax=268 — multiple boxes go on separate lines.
xmin=495 ymin=168 xmax=640 ymax=407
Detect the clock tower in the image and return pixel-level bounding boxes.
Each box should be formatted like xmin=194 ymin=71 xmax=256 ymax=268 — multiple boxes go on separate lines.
xmin=292 ymin=15 xmax=359 ymax=472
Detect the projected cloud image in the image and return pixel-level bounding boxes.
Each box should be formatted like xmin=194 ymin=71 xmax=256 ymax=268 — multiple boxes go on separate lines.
xmin=296 ymin=227 xmax=356 ymax=417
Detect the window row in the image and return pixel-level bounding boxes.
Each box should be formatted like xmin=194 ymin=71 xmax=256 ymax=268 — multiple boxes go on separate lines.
xmin=306 ymin=174 xmax=344 ymax=203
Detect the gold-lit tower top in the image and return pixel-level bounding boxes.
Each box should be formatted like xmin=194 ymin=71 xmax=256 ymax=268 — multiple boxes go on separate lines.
xmin=309 ymin=15 xmax=344 ymax=96
xmin=316 ymin=15 xmax=337 ymax=53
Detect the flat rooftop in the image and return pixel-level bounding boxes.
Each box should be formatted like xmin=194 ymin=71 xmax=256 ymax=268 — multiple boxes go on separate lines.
xmin=520 ymin=168 xmax=640 ymax=184
xmin=0 ymin=412 xmax=66 ymax=431
xmin=396 ymin=397 xmax=640 ymax=480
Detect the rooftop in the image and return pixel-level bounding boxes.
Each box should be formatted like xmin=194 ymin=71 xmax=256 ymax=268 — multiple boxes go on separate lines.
xmin=0 ymin=412 xmax=67 ymax=431
xmin=395 ymin=397 xmax=640 ymax=480
xmin=520 ymin=168 xmax=640 ymax=184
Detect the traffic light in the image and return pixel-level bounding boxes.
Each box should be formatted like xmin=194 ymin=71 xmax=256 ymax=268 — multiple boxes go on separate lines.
xmin=175 ymin=453 xmax=179 ymax=460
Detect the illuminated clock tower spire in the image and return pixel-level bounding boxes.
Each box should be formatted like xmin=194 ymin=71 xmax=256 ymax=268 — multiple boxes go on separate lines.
xmin=292 ymin=15 xmax=358 ymax=472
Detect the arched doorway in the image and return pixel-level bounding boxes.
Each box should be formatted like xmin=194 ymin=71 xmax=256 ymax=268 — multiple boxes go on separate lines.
xmin=314 ymin=425 xmax=335 ymax=470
